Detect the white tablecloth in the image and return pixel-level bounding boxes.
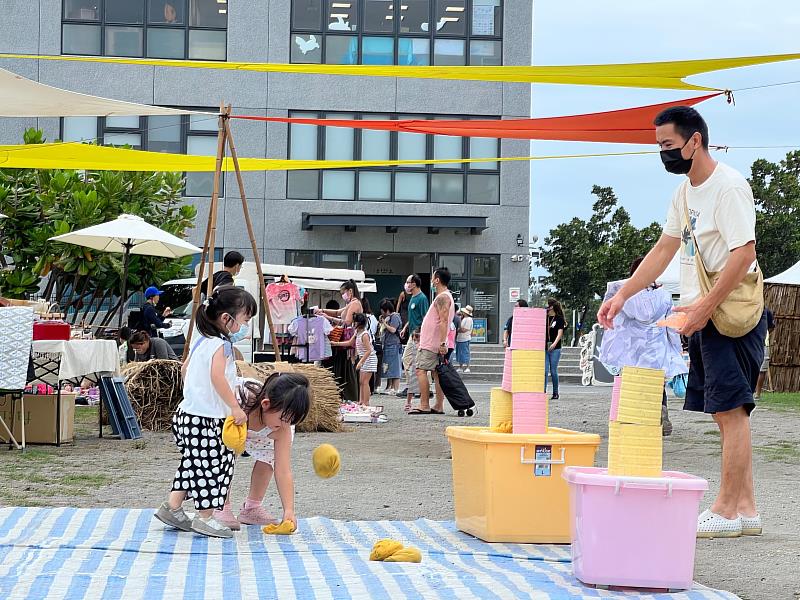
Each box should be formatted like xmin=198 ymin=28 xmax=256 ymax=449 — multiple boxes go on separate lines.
xmin=31 ymin=339 xmax=120 ymax=384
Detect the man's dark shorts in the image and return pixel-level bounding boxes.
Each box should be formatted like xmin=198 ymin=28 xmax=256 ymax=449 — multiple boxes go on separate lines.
xmin=685 ymin=312 xmax=767 ymax=415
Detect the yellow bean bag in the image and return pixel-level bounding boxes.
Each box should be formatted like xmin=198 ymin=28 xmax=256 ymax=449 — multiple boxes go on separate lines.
xmin=383 ymin=547 xmax=422 ymax=563
xmin=222 ymin=416 xmax=247 ymax=455
xmin=262 ymin=520 xmax=297 ymax=535
xmin=312 ymin=443 xmax=341 ymax=479
xmin=491 ymin=421 xmax=513 ymax=433
xmin=369 ymin=539 xmax=404 ymax=561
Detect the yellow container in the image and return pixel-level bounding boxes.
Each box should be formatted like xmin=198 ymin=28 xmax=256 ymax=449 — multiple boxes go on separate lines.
xmin=489 ymin=388 xmax=513 ymax=429
xmin=607 ymin=422 xmax=663 ymax=477
xmin=446 ymin=426 xmax=601 ymax=543
xmin=511 ymin=350 xmax=546 ymax=393
xmin=617 ymin=366 xmax=664 ymax=426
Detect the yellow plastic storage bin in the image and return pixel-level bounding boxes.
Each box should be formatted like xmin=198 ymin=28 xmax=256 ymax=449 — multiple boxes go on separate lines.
xmin=446 ymin=426 xmax=601 ymax=543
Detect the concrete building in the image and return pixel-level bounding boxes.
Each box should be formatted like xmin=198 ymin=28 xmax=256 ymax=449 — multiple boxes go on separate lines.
xmin=0 ymin=0 xmax=532 ymax=343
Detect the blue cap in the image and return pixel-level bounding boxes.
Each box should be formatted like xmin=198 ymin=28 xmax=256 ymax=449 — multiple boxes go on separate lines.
xmin=144 ymin=286 xmax=164 ymax=299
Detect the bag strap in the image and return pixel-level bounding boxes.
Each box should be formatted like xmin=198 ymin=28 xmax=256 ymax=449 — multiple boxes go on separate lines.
xmin=681 ymin=186 xmax=714 ymax=295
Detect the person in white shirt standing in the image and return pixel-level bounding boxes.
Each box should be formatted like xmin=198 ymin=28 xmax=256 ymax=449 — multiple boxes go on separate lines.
xmin=455 ymin=305 xmax=474 ymax=373
xmin=598 ymin=106 xmax=766 ymax=540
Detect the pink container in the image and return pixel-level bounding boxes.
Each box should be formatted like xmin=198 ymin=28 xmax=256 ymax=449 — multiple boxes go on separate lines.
xmin=501 ymin=348 xmax=513 ymax=392
xmin=563 ymin=467 xmax=708 ymax=590
xmin=609 ymin=376 xmax=621 ymax=421
xmin=513 ymin=392 xmax=547 ymax=434
xmin=511 ymin=308 xmax=547 ymax=351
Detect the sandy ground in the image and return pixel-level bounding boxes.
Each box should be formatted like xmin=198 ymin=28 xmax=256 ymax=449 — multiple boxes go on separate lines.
xmin=1 ymin=382 xmax=798 ymax=600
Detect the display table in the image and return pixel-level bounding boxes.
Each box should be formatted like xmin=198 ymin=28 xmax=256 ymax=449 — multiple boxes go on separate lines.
xmin=27 ymin=339 xmax=120 ymax=446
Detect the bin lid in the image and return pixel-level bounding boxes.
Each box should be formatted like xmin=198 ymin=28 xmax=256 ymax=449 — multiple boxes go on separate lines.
xmin=446 ymin=426 xmax=601 ymax=446
xmin=563 ymin=466 xmax=709 ymax=491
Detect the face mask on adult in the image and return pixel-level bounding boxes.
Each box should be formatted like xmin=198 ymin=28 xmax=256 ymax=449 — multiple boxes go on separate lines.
xmin=342 ymin=291 xmax=351 ymax=303
xmin=404 ymin=283 xmax=413 ymax=294
xmin=660 ymin=135 xmax=697 ymax=175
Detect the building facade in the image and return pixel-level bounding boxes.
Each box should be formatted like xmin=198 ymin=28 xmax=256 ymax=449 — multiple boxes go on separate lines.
xmin=0 ymin=0 xmax=532 ymax=343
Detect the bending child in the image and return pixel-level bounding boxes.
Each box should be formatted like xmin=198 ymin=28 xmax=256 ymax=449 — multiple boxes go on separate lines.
xmin=214 ymin=373 xmax=311 ymax=530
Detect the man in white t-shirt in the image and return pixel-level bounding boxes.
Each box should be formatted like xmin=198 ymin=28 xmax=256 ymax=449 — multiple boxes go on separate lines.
xmin=598 ymin=106 xmax=766 ymax=540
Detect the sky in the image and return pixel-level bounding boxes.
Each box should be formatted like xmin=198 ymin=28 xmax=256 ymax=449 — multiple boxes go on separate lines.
xmin=529 ymin=0 xmax=800 ymax=248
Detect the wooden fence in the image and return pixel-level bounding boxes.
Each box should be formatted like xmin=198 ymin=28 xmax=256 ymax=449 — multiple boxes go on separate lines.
xmin=765 ymin=283 xmax=800 ymax=392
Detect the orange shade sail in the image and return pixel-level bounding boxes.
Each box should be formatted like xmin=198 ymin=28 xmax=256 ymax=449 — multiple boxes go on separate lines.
xmin=232 ymin=93 xmax=721 ymax=144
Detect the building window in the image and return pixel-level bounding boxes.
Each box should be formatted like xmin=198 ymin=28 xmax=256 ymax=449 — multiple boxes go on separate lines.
xmin=437 ymin=252 xmax=500 ymax=343
xmin=290 ymin=0 xmax=502 ymax=65
xmin=287 ymin=111 xmax=500 ymax=204
xmin=62 ymin=0 xmax=228 ymax=60
xmin=286 ymin=250 xmax=357 ymax=270
xmin=60 ymin=111 xmax=222 ymax=197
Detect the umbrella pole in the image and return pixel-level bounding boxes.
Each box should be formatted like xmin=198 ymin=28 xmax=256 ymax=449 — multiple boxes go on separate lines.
xmin=118 ymin=241 xmax=132 ymax=329
xmin=183 ymin=104 xmax=228 ymax=359
xmin=222 ymin=110 xmax=281 ymax=360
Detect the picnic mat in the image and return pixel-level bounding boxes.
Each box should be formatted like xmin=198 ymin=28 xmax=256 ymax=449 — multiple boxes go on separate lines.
xmin=0 ymin=507 xmax=739 ymax=599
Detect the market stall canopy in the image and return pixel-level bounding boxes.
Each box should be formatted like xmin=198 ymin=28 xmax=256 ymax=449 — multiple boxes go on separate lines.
xmin=3 ymin=52 xmax=800 ymax=90
xmin=765 ymin=261 xmax=800 ymax=285
xmin=0 ymin=68 xmax=209 ymax=117
xmin=657 ymin=253 xmax=682 ymax=297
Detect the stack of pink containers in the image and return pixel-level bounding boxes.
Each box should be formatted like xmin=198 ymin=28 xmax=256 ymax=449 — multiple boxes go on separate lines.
xmin=609 ymin=375 xmax=621 ymax=421
xmin=507 ymin=307 xmax=548 ymax=434
xmin=501 ymin=348 xmax=513 ymax=392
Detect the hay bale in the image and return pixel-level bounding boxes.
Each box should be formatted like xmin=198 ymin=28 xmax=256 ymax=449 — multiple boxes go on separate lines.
xmin=123 ymin=359 xmax=183 ymax=431
xmin=236 ymin=361 xmax=343 ymax=433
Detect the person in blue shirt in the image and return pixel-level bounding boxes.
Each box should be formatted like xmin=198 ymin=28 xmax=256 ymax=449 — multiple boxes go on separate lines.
xmin=141 ymin=286 xmax=172 ymax=335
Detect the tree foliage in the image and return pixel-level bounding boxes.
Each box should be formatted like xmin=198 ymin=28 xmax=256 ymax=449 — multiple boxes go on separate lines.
xmin=749 ymin=151 xmax=800 ymax=278
xmin=0 ymin=128 xmax=198 ymax=325
xmin=539 ymin=185 xmax=662 ymax=316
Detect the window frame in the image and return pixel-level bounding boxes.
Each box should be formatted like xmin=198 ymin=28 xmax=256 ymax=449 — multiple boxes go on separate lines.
xmin=61 ymin=0 xmax=228 ymax=61
xmin=59 ymin=110 xmax=222 ymax=197
xmin=286 ymin=110 xmax=501 ymax=205
xmin=285 ymin=250 xmax=358 ymax=270
xmin=289 ymin=0 xmax=502 ymax=65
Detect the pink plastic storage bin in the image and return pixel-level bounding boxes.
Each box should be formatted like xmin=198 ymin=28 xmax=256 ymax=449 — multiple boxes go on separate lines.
xmin=501 ymin=348 xmax=513 ymax=392
xmin=563 ymin=467 xmax=708 ymax=590
xmin=609 ymin=376 xmax=621 ymax=421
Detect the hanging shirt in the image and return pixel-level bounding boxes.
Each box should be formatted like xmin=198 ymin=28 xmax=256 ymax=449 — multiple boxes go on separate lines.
xmin=266 ymin=282 xmax=301 ymax=325
xmin=288 ymin=315 xmax=333 ymax=361
xmin=599 ymin=279 xmax=688 ymax=378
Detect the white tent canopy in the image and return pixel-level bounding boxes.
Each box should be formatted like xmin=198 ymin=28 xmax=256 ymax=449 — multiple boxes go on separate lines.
xmin=0 ymin=68 xmax=210 ymax=117
xmin=765 ymin=260 xmax=800 ymax=285
xmin=656 ymin=252 xmax=681 ymax=297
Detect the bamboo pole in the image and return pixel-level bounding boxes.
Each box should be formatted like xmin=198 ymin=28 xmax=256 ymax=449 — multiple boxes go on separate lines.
xmin=182 ymin=103 xmax=228 ymax=360
xmin=222 ymin=111 xmax=282 ymax=360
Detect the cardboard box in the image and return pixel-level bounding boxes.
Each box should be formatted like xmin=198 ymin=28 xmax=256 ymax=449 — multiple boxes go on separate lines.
xmin=0 ymin=393 xmax=76 ymax=444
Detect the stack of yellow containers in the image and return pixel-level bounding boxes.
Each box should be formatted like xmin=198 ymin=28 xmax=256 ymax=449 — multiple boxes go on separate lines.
xmin=607 ymin=366 xmax=664 ymax=477
xmin=489 ymin=387 xmax=513 ymax=432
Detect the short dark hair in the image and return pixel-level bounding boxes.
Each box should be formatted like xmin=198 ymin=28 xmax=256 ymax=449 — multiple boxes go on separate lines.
xmin=516 ymin=299 xmax=529 ymax=308
xmin=653 ymin=106 xmax=709 ymax=149
xmin=129 ymin=331 xmax=150 ymax=345
xmin=433 ymin=267 xmax=451 ymax=286
xmin=196 ymin=286 xmax=257 ymax=340
xmin=325 ymin=299 xmax=340 ymax=310
xmin=629 ymin=256 xmax=645 ymax=276
xmin=352 ymin=312 xmax=368 ymax=330
xmin=223 ymin=250 xmax=245 ymax=269
xmin=407 ymin=274 xmax=422 ymax=290
xmin=379 ymin=299 xmax=394 ymax=313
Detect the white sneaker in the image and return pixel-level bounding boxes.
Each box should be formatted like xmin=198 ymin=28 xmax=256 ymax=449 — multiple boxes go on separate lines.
xmin=464 ymin=368 xmax=471 ymax=374
xmin=740 ymin=513 xmax=762 ymax=536
xmin=697 ymin=509 xmax=742 ymax=539
xmin=191 ymin=515 xmax=234 ymax=538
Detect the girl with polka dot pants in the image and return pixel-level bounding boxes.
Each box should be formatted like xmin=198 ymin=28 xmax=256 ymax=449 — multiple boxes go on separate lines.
xmin=213 ymin=373 xmax=311 ymax=530
xmin=154 ymin=287 xmax=257 ymax=539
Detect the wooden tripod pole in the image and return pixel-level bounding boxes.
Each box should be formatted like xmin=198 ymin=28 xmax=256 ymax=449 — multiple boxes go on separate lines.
xmin=222 ymin=113 xmax=282 ymax=360
xmin=182 ymin=103 xmax=228 ymax=360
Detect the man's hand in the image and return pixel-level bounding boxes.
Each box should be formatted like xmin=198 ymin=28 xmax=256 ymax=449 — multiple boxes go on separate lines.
xmin=438 ymin=343 xmax=448 ymax=356
xmin=597 ymin=293 xmax=627 ymax=329
xmin=674 ymin=301 xmax=713 ymax=337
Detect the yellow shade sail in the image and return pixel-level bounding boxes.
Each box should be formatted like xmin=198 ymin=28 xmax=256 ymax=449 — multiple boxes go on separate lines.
xmin=1 ymin=52 xmax=799 ymax=90
xmin=0 ymin=142 xmax=656 ymax=172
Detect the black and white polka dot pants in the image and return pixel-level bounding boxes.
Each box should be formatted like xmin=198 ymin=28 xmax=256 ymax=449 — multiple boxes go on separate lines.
xmin=170 ymin=410 xmax=236 ymax=511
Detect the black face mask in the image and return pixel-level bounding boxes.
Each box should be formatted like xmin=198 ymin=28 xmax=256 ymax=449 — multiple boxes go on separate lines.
xmin=660 ymin=136 xmax=696 ymax=175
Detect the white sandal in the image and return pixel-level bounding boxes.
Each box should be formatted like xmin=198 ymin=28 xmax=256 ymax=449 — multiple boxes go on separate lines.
xmin=697 ymin=509 xmax=742 ymax=539
xmin=740 ymin=513 xmax=762 ymax=536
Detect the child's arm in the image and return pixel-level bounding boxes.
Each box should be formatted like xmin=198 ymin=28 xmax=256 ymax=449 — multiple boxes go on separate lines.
xmin=272 ymin=427 xmax=297 ymax=527
xmin=210 ymin=346 xmax=247 ymax=424
xmin=331 ymin=336 xmax=356 ymax=348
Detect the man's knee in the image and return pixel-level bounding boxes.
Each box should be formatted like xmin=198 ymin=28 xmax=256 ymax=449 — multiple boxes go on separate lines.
xmin=714 ymin=406 xmax=749 ymax=423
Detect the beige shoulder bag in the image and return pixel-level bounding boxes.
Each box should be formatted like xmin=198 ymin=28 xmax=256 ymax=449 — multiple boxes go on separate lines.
xmin=682 ymin=190 xmax=764 ymax=338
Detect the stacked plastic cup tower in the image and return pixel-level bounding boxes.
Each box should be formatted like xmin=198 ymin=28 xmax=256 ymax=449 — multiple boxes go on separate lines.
xmin=607 ymin=366 xmax=664 ymax=476
xmin=491 ymin=307 xmax=548 ymax=434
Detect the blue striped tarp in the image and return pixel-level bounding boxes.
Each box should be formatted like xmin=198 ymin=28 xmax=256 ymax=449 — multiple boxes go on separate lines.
xmin=0 ymin=507 xmax=738 ymax=600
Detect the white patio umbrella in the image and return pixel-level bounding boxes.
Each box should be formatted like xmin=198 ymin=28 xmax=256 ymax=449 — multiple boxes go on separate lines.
xmin=50 ymin=214 xmax=202 ymax=327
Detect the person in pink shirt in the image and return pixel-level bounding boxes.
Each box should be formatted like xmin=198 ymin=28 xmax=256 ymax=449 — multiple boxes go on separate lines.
xmin=409 ymin=267 xmax=454 ymax=415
